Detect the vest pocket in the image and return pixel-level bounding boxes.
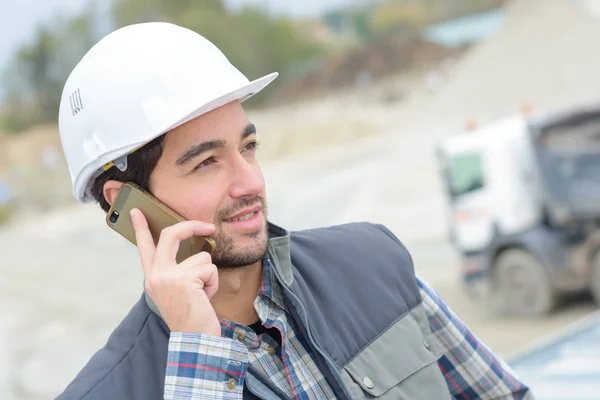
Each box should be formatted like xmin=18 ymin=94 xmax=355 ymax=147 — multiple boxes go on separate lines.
xmin=341 ymin=304 xmax=450 ymax=399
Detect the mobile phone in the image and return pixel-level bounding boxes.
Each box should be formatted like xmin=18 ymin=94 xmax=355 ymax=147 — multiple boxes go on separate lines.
xmin=106 ymin=182 xmax=216 ymax=263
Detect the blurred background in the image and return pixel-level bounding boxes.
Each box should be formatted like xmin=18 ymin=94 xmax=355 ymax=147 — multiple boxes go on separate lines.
xmin=1 ymin=0 xmax=600 ymax=398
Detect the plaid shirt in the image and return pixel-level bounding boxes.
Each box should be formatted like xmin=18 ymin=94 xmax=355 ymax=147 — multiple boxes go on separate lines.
xmin=165 ymin=259 xmax=533 ymax=400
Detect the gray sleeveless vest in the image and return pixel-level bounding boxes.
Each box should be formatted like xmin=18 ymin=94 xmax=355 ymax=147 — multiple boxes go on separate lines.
xmin=57 ymin=222 xmax=452 ymax=399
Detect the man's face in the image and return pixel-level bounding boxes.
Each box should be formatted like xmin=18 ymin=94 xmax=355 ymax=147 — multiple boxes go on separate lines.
xmin=150 ymin=101 xmax=268 ymax=268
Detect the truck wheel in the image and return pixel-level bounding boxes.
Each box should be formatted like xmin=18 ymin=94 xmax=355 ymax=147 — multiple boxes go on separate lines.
xmin=491 ymin=249 xmax=557 ymax=317
xmin=591 ymin=252 xmax=600 ymax=307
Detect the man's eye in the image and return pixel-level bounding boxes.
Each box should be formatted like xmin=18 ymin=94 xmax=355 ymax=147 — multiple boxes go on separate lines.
xmin=243 ymin=141 xmax=259 ymax=152
xmin=194 ymin=157 xmax=215 ymax=171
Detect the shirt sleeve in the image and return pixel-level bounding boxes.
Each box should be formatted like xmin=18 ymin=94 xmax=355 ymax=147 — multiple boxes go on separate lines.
xmin=417 ymin=276 xmax=535 ymax=400
xmin=164 ymin=332 xmax=249 ymax=400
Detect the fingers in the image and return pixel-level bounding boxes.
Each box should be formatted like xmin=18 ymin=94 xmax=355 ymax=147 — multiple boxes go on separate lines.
xmin=130 ymin=208 xmax=156 ymax=276
xmin=180 ymin=252 xmax=219 ymax=300
xmin=155 ymin=221 xmax=216 ymax=265
xmin=181 ymin=250 xmax=213 ymax=266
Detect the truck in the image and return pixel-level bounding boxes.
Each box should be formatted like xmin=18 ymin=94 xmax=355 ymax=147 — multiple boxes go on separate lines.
xmin=436 ymin=103 xmax=600 ymax=317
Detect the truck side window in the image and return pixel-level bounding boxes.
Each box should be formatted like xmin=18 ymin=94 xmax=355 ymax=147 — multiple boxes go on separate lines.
xmin=447 ymin=153 xmax=484 ymax=197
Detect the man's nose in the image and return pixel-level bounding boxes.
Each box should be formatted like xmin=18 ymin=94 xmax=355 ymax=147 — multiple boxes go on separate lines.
xmin=229 ymin=158 xmax=264 ymax=199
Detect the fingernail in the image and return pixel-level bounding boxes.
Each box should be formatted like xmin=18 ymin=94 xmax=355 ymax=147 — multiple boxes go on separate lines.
xmin=130 ymin=209 xmax=136 ymax=221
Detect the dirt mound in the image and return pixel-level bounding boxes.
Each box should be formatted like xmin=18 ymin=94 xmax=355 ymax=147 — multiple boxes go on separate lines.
xmin=407 ymin=0 xmax=600 ymax=136
xmin=272 ymin=33 xmax=464 ymax=104
xmin=347 ymin=0 xmax=600 ymax=242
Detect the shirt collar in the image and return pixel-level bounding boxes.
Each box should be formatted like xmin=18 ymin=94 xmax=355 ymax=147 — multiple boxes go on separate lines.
xmin=258 ymin=256 xmax=287 ymax=311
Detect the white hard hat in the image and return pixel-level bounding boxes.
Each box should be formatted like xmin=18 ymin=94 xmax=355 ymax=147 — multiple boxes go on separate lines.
xmin=58 ymin=22 xmax=278 ymax=203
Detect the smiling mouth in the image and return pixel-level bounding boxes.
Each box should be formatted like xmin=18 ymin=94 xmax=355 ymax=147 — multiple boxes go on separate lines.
xmin=225 ymin=211 xmax=258 ymax=222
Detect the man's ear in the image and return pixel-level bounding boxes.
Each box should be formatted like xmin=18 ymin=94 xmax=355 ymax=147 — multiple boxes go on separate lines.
xmin=103 ymin=180 xmax=124 ymax=207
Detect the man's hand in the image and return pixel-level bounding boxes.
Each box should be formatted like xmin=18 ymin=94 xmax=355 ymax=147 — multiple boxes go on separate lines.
xmin=131 ymin=208 xmax=221 ymax=336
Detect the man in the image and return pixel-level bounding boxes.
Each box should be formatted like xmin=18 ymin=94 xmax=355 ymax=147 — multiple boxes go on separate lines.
xmin=56 ymin=22 xmax=533 ymax=399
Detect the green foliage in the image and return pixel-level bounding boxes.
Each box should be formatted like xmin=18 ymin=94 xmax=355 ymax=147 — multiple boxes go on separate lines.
xmin=1 ymin=0 xmax=324 ymax=133
xmin=112 ymin=0 xmax=226 ymax=27
xmin=323 ymin=11 xmax=347 ymax=32
xmin=2 ymin=10 xmax=98 ymax=132
xmin=0 ymin=203 xmax=15 ymax=225
xmin=2 ymin=26 xmax=61 ymax=131
xmin=112 ymin=1 xmax=324 ymax=106
xmin=352 ymin=10 xmax=372 ymax=39
xmin=1 ymin=0 xmax=504 ymax=133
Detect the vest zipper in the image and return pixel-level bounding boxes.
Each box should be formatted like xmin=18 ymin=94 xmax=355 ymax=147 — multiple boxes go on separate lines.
xmin=270 ymin=258 xmax=355 ymax=400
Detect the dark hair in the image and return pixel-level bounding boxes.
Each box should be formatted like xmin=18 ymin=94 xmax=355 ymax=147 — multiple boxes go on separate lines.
xmin=90 ymin=135 xmax=165 ymax=212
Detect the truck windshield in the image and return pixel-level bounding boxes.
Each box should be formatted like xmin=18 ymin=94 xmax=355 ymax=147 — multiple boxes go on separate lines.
xmin=539 ymin=113 xmax=600 ymax=152
xmin=445 ymin=152 xmax=485 ymax=198
xmin=535 ymin=113 xmax=600 ymax=220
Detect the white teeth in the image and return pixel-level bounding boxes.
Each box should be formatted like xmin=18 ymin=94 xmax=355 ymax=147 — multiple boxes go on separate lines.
xmin=232 ymin=212 xmax=255 ymax=222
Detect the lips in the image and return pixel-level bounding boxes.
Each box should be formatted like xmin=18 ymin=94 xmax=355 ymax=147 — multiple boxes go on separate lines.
xmin=227 ymin=211 xmax=257 ymax=222
xmin=223 ymin=204 xmax=262 ymax=222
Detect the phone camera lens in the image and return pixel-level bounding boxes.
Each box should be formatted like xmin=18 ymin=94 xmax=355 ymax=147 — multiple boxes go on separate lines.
xmin=109 ymin=211 xmax=120 ymax=224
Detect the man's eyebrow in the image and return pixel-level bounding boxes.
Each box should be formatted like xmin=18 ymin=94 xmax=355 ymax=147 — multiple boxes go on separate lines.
xmin=175 ymin=124 xmax=257 ymax=166
xmin=242 ymin=123 xmax=256 ymax=140
xmin=175 ymin=140 xmax=225 ymax=166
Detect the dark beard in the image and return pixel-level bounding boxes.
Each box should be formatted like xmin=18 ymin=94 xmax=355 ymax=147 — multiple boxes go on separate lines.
xmin=211 ymin=196 xmax=269 ymax=269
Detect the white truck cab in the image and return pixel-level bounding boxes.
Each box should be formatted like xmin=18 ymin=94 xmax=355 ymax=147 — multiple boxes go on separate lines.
xmin=438 ymin=116 xmax=544 ymax=253
xmin=436 ymin=106 xmax=600 ymax=316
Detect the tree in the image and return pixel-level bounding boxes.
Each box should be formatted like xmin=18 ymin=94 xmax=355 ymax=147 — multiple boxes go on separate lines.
xmin=1 ymin=0 xmax=324 ymax=132
xmin=1 ymin=10 xmax=98 ymax=132
xmin=112 ymin=0 xmax=226 ymax=27
xmin=111 ymin=0 xmax=323 ymax=105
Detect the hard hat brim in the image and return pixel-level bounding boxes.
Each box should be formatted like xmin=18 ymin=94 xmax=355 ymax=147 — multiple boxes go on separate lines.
xmin=77 ymin=71 xmax=279 ymax=203
xmin=167 ymin=71 xmax=280 ymax=132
